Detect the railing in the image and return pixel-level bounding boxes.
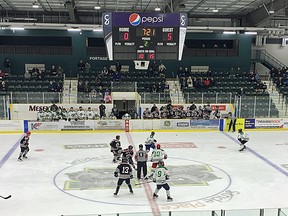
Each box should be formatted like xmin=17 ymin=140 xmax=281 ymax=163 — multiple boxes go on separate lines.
xmin=251 ymin=50 xmax=287 ymax=69
xmin=0 ymin=91 xmax=287 ymax=119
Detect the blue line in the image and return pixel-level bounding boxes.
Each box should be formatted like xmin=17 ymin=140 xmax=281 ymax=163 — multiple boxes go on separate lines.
xmin=0 ymin=135 xmax=23 ymax=169
xmin=222 ymin=132 xmax=288 ymax=177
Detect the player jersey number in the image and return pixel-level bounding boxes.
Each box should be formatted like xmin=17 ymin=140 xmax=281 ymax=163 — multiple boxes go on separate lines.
xmin=153 ymin=151 xmax=161 ymax=157
xmin=121 ymin=167 xmax=130 ymax=174
xmin=139 ymin=152 xmax=144 ymax=157
xmin=157 ymin=170 xmax=162 ymax=177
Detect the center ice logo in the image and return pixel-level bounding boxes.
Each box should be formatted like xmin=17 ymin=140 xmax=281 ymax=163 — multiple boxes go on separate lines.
xmin=129 ymin=13 xmax=141 ymax=26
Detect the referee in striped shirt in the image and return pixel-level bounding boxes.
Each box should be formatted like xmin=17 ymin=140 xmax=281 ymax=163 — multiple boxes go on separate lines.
xmin=135 ymin=144 xmax=148 ymax=180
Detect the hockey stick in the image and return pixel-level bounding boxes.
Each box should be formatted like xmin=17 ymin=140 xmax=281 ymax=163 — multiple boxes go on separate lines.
xmin=135 ymin=180 xmax=154 ymax=185
xmin=0 ymin=195 xmax=11 ymax=199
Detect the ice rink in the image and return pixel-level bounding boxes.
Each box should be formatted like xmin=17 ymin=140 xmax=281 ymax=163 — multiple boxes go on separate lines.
xmin=1 ymin=130 xmax=288 ymax=216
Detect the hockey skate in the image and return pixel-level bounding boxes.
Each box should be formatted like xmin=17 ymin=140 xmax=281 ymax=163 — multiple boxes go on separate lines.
xmin=23 ymin=155 xmax=28 ymax=159
xmin=17 ymin=158 xmax=22 ymax=162
xmin=129 ymin=190 xmax=134 ymax=194
xmin=113 ymin=193 xmax=117 ymax=197
xmin=239 ymin=146 xmax=246 ymax=152
xmin=167 ymin=196 xmax=173 ymax=202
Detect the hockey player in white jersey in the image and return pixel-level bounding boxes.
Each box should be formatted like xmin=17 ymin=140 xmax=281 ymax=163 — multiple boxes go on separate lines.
xmin=77 ymin=106 xmax=86 ymax=120
xmin=237 ymin=128 xmax=249 ymax=151
xmin=145 ymin=131 xmax=157 ymax=152
xmin=36 ymin=109 xmax=45 ymax=121
xmin=152 ymin=160 xmax=173 ymax=202
xmin=146 ymin=143 xmax=167 ymax=179
xmin=68 ymin=107 xmax=77 ymax=121
xmin=86 ymin=107 xmax=95 ymax=120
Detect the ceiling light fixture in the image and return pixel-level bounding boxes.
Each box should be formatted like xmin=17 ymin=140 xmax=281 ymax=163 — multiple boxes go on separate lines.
xmin=32 ymin=1 xmax=40 ymax=8
xmin=67 ymin=28 xmax=81 ymax=31
xmin=94 ymin=4 xmax=101 ymax=10
xmin=223 ymin=31 xmax=236 ymax=34
xmin=11 ymin=27 xmax=25 ymax=30
xmin=155 ymin=7 xmax=161 ymax=11
xmin=269 ymin=0 xmax=275 ymax=14
xmin=212 ymin=7 xmax=218 ymax=13
xmin=245 ymin=31 xmax=257 ymax=35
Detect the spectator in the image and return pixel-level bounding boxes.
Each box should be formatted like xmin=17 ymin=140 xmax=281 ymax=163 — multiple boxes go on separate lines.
xmin=51 ymin=65 xmax=57 ymax=76
xmin=111 ymin=104 xmax=119 ymax=119
xmin=151 ymin=104 xmax=158 ymax=113
xmin=90 ymin=88 xmax=97 ymax=98
xmin=31 ymin=67 xmax=40 ymax=77
xmin=48 ymin=81 xmax=56 ymax=92
xmin=78 ymin=60 xmax=85 ymax=73
xmin=57 ymin=66 xmax=64 ymax=77
xmin=203 ymin=78 xmax=211 ymax=88
xmin=3 ymin=58 xmax=11 ymax=74
xmin=129 ymin=106 xmax=138 ymax=119
xmin=99 ymin=101 xmax=106 ymax=118
xmin=56 ymin=81 xmax=63 ymax=92
xmin=85 ymin=62 xmax=91 ymax=72
xmin=1 ymin=80 xmax=8 ymax=91
xmin=186 ymin=76 xmax=193 ymax=88
xmin=113 ymin=71 xmax=121 ymax=81
xmin=115 ymin=60 xmax=122 ymax=72
xmin=24 ymin=70 xmax=31 ymax=79
xmin=103 ymin=91 xmax=112 ymax=103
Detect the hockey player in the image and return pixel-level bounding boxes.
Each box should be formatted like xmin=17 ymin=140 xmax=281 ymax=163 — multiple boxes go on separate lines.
xmin=86 ymin=107 xmax=95 ymax=120
xmin=147 ymin=143 xmax=167 ymax=179
xmin=113 ymin=157 xmax=134 ymax=196
xmin=36 ymin=108 xmax=44 ymax=121
xmin=237 ymin=129 xmax=249 ymax=151
xmin=77 ymin=106 xmax=86 ymax=120
xmin=110 ymin=135 xmax=121 ymax=163
xmin=145 ymin=131 xmax=157 ymax=152
xmin=18 ymin=131 xmax=31 ymax=161
xmin=68 ymin=107 xmax=77 ymax=121
xmin=122 ymin=145 xmax=136 ymax=170
xmin=135 ymin=144 xmax=148 ymax=180
xmin=152 ymin=160 xmax=173 ymax=202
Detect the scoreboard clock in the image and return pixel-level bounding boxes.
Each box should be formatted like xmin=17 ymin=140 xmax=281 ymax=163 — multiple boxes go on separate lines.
xmin=102 ymin=12 xmax=187 ymax=61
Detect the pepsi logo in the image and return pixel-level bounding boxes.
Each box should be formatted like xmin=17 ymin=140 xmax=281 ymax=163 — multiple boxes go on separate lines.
xmin=129 ymin=13 xmax=141 ymax=26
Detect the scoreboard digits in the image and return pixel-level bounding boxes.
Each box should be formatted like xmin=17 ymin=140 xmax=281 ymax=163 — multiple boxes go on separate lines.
xmin=103 ymin=12 xmax=187 ymax=61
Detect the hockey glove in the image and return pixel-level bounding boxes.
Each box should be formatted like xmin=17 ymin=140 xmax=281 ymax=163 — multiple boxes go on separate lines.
xmin=114 ymin=172 xmax=118 ymax=177
xmin=165 ymin=176 xmax=169 ymax=180
xmin=153 ymin=179 xmax=156 ymax=183
xmin=130 ymin=175 xmax=133 ymax=179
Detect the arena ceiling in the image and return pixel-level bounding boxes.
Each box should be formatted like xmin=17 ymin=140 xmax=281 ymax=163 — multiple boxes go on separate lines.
xmin=0 ymin=0 xmax=288 ymax=32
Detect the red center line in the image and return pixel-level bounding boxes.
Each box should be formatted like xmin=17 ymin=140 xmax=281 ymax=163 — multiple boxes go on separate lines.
xmin=125 ymin=132 xmax=161 ymax=216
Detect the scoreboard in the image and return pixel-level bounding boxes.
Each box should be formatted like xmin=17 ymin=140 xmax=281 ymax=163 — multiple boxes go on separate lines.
xmin=102 ymin=12 xmax=187 ymax=61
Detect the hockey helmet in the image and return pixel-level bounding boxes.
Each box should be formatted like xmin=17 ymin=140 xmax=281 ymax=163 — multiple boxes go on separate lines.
xmin=151 ymin=131 xmax=155 ymax=136
xmin=156 ymin=144 xmax=161 ymax=149
xmin=128 ymin=145 xmax=133 ymax=150
xmin=139 ymin=144 xmax=143 ymax=149
xmin=238 ymin=129 xmax=243 ymax=133
xmin=116 ymin=135 xmax=120 ymax=140
xmin=26 ymin=131 xmax=31 ymax=136
xmin=122 ymin=157 xmax=128 ymax=163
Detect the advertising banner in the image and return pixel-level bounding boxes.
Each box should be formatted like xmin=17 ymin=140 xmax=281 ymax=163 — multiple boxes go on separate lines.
xmin=190 ymin=119 xmax=219 ymax=129
xmin=95 ymin=120 xmax=124 ymax=130
xmin=174 ymin=119 xmax=190 ymax=129
xmin=59 ymin=120 xmax=94 ymax=131
xmin=160 ymin=120 xmax=173 ymax=129
xmin=224 ymin=118 xmax=245 ymax=131
xmin=0 ymin=120 xmax=23 ymax=131
xmin=255 ymin=118 xmax=284 ymax=128
xmin=29 ymin=121 xmax=59 ymax=131
xmin=244 ymin=119 xmax=255 ymax=129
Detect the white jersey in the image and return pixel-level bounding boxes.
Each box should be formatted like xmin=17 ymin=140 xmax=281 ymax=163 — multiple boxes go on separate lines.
xmin=37 ymin=111 xmax=44 ymax=121
xmin=44 ymin=111 xmax=53 ymax=121
xmin=238 ymin=132 xmax=249 ymax=141
xmin=153 ymin=166 xmax=170 ymax=185
xmin=77 ymin=110 xmax=86 ymax=120
xmin=86 ymin=110 xmax=95 ymax=119
xmin=151 ymin=149 xmax=167 ymax=162
xmin=145 ymin=135 xmax=156 ymax=145
xmin=68 ymin=110 xmax=77 ymax=120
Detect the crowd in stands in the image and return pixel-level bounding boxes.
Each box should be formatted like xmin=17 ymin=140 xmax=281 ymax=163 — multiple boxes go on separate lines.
xmin=177 ymin=66 xmax=215 ymax=89
xmin=248 ymin=71 xmax=267 ymax=93
xmin=269 ymin=67 xmax=288 ymax=89
xmin=142 ymin=102 xmax=221 ymax=120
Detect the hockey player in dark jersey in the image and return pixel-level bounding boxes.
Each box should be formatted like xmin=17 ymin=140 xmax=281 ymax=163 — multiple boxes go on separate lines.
xmin=18 ymin=131 xmax=31 ymax=162
xmin=122 ymin=145 xmax=136 ymax=170
xmin=113 ymin=157 xmax=134 ymax=196
xmin=110 ymin=135 xmax=121 ymax=163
